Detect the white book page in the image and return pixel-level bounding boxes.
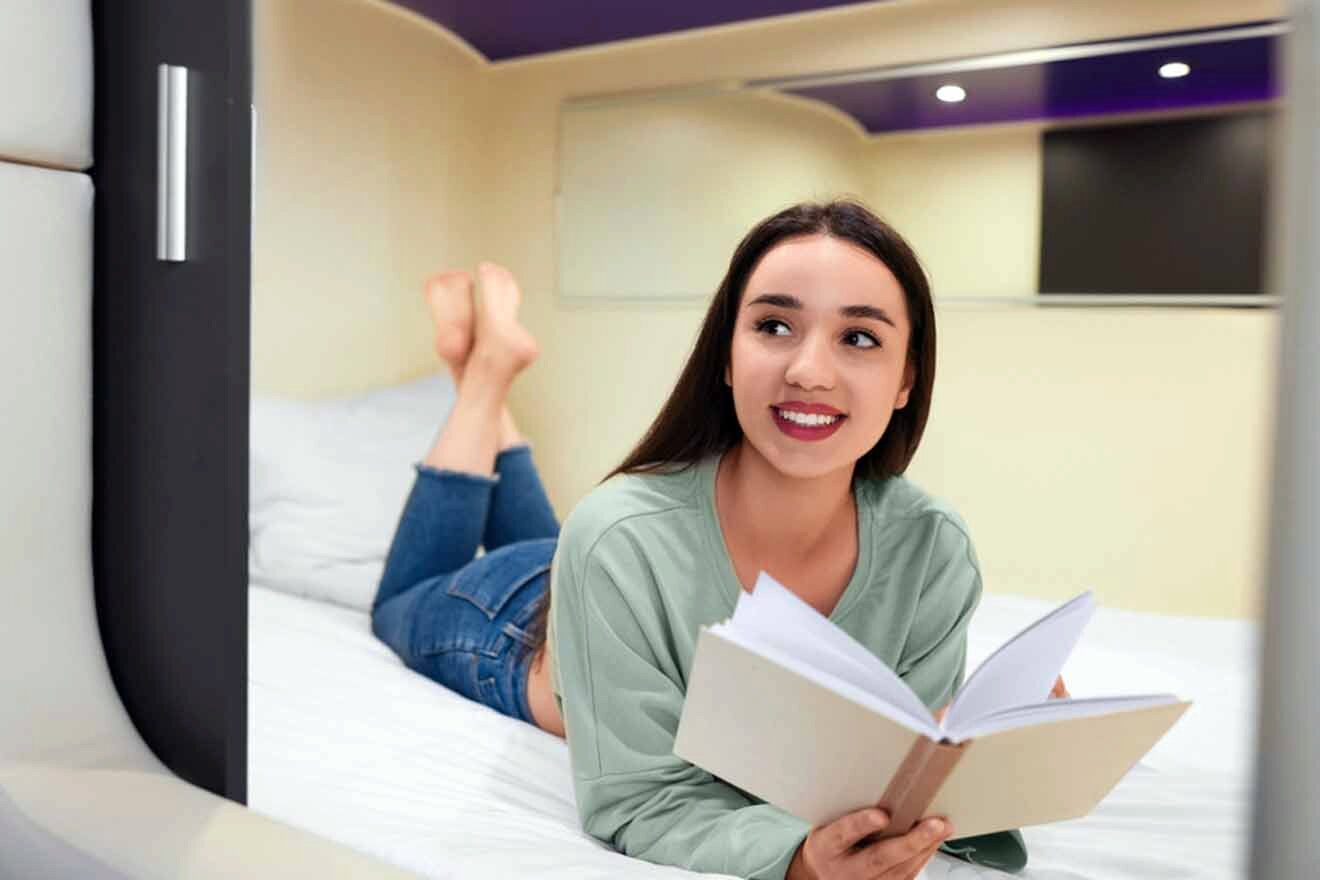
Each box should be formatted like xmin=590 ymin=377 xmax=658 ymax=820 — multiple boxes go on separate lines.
xmin=944 ymin=592 xmax=1097 ymax=733
xmin=734 ymin=572 xmax=935 ymax=728
xmin=746 ymin=573 xmax=882 ymax=672
xmin=950 ymin=694 xmax=1180 ymax=741
xmin=708 ymin=624 xmax=941 ymax=739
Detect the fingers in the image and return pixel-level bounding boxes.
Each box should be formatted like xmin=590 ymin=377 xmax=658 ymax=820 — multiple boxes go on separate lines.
xmin=831 ymin=808 xmax=890 ymax=854
xmin=879 ymin=836 xmax=944 ymax=880
xmin=860 ymin=817 xmax=952 ymax=876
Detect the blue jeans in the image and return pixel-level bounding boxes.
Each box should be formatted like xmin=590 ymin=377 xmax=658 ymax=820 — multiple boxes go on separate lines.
xmin=371 ymin=443 xmax=558 ymax=725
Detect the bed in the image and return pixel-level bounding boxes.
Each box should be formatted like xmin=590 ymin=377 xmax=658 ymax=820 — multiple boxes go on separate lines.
xmin=247 ymin=374 xmax=1258 ymax=879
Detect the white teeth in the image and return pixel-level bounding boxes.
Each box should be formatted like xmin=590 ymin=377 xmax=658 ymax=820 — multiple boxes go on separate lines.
xmin=777 ymin=408 xmax=839 ymax=427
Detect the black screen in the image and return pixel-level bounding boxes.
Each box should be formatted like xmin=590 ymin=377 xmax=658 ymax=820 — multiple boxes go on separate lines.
xmin=1039 ymin=111 xmax=1273 ymax=296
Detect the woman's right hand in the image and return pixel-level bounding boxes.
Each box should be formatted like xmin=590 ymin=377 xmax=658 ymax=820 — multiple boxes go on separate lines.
xmin=786 ymin=807 xmax=953 ymax=880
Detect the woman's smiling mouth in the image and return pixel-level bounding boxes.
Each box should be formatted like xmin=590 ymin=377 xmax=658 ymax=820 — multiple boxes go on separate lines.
xmin=771 ymin=405 xmax=847 ymax=441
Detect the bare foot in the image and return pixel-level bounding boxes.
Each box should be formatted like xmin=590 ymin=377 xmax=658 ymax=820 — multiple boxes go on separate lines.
xmin=424 ymin=270 xmax=475 ymax=380
xmin=470 ymin=262 xmax=540 ymax=379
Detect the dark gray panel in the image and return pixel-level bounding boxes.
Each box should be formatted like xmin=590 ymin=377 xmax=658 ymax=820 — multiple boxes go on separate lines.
xmin=91 ymin=0 xmax=251 ymax=803
xmin=1039 ymin=112 xmax=1272 ymax=296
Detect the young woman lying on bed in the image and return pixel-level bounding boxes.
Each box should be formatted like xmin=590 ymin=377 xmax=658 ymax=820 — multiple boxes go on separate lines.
xmin=371 ymin=199 xmax=1068 ymax=880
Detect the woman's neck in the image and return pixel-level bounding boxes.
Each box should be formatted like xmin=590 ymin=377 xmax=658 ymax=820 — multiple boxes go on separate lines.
xmin=716 ymin=442 xmax=855 ymax=569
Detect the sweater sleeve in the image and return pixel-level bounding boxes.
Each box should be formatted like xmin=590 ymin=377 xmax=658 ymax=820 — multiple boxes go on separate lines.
xmin=895 ymin=514 xmax=984 ymax=710
xmin=550 ymin=529 xmax=811 ymax=880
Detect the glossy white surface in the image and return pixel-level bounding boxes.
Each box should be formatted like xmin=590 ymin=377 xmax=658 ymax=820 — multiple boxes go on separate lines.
xmin=0 ymin=158 xmax=413 ymax=876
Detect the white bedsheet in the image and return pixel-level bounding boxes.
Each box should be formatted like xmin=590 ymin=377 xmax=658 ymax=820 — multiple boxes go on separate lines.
xmin=249 ymin=585 xmax=1257 ymax=879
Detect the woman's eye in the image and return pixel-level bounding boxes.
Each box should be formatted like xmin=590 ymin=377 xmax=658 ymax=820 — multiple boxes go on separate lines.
xmin=756 ymin=319 xmax=879 ymax=349
xmin=844 ymin=329 xmax=881 ymax=349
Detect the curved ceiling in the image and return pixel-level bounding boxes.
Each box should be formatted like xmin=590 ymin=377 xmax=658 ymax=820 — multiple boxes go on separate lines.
xmin=387 ymin=4 xmax=1281 ymax=134
xmin=767 ymin=23 xmax=1281 ymax=134
xmin=388 ymin=0 xmax=884 ymax=62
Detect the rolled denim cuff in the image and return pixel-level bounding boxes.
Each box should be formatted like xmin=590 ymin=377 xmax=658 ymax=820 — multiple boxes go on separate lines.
xmin=414 ymin=461 xmax=500 ymax=485
xmin=495 ymin=442 xmax=533 ymax=462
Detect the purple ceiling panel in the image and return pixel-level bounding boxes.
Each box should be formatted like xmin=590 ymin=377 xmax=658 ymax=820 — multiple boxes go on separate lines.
xmin=383 ymin=4 xmax=1279 ymax=134
xmin=783 ymin=33 xmax=1279 ymax=133
xmin=391 ymin=0 xmax=883 ymax=62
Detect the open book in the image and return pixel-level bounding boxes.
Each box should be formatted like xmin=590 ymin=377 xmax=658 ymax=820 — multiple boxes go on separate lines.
xmin=673 ymin=573 xmax=1190 ymax=840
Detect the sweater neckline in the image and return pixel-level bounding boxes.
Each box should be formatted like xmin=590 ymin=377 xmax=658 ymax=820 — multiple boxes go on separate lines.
xmin=696 ymin=450 xmax=873 ymax=623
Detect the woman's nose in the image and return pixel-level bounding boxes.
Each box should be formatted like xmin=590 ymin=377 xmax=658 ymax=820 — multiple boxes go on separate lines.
xmin=783 ymin=333 xmax=835 ymax=390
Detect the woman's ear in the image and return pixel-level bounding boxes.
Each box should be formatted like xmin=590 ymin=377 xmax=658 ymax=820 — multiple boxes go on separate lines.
xmin=894 ymin=361 xmax=916 ymax=410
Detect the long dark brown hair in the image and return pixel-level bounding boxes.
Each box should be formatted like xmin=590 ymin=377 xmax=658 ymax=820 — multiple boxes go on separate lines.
xmin=523 ymin=198 xmax=937 ymax=661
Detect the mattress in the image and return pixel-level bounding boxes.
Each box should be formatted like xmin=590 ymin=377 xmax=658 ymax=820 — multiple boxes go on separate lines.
xmin=249 ymin=585 xmax=1257 ymax=878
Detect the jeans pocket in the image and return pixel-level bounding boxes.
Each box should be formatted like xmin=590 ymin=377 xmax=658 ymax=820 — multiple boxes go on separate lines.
xmin=405 ymin=576 xmax=489 ymax=657
xmin=446 ymin=549 xmax=552 ymax=620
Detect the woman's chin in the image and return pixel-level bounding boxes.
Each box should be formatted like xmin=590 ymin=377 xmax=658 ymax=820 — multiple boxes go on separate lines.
xmin=750 ymin=437 xmax=856 ymax=482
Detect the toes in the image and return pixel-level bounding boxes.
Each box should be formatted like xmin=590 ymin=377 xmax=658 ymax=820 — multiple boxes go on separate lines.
xmin=476 ymin=261 xmax=507 ymax=280
xmin=424 ymin=270 xmax=473 ymax=301
xmin=423 ymin=270 xmax=476 ymax=368
xmin=430 ymin=268 xmax=472 ymax=285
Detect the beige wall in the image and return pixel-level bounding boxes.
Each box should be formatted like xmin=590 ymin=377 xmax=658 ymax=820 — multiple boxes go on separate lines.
xmin=862 ymin=126 xmax=1043 ymax=298
xmin=559 ymin=90 xmax=864 ymax=299
xmin=254 ymin=0 xmax=1284 ymax=618
xmin=920 ymin=305 xmax=1276 ymax=618
xmin=862 ymin=124 xmax=1276 ymax=618
xmin=253 ymin=0 xmax=491 ymax=396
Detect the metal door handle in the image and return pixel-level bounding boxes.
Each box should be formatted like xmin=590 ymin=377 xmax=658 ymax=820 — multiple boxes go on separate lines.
xmin=157 ymin=64 xmax=188 ymax=262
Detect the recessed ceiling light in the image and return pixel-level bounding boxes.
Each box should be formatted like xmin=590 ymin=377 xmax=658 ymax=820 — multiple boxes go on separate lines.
xmin=935 ymin=84 xmax=966 ymax=103
xmin=1159 ymin=61 xmax=1191 ymax=79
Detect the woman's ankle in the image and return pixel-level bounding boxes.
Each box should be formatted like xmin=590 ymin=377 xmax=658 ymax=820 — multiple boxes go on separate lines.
xmin=457 ymin=350 xmax=519 ymax=402
xmin=463 ymin=343 xmax=526 ymax=388
xmin=496 ymin=407 xmax=525 ymax=452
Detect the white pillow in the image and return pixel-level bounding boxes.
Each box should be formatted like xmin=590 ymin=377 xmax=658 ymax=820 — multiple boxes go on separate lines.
xmin=249 ymin=371 xmax=457 ymax=611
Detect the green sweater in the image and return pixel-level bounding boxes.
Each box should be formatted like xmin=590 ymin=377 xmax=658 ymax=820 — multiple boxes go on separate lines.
xmin=547 ymin=451 xmax=983 ymax=880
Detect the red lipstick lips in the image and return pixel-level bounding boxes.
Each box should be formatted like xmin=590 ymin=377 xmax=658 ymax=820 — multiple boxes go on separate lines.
xmin=771 ymin=403 xmax=846 ymax=441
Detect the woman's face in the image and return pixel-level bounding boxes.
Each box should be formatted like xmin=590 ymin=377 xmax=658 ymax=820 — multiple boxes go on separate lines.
xmin=725 ymin=233 xmax=915 ymax=482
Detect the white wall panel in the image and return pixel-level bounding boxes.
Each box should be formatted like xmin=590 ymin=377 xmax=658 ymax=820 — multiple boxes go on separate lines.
xmin=0 ymin=160 xmax=157 ymax=771
xmin=0 ymin=1 xmax=93 ymax=169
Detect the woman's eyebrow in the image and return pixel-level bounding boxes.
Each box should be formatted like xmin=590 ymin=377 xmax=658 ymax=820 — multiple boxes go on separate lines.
xmin=746 ymin=293 xmax=897 ymax=329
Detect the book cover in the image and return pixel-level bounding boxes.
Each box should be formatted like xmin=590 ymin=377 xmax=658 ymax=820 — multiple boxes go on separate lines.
xmin=673 ymin=573 xmax=1190 ymax=838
